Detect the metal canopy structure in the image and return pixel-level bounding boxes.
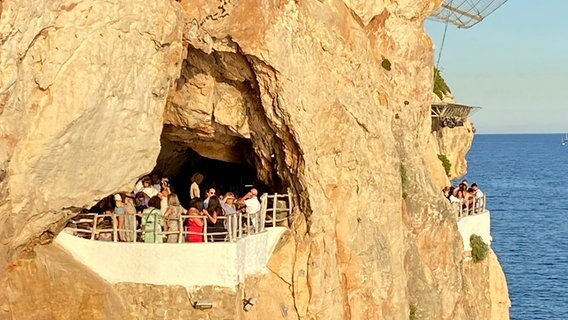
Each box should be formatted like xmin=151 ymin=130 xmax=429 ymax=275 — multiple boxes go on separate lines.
xmin=429 ymin=0 xmax=509 ymax=29
xmin=431 ymin=103 xmax=480 ymax=128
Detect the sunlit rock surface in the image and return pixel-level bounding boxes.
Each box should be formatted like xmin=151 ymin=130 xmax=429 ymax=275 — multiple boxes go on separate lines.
xmin=0 ymin=0 xmax=184 ymax=261
xmin=5 ymin=244 xmax=127 ymax=319
xmin=0 ymin=0 xmax=509 ymax=319
xmin=428 ymin=121 xmax=475 ymax=188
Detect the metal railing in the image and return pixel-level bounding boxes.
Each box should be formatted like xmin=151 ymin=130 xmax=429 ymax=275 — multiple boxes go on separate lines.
xmin=261 ymin=192 xmax=293 ymax=229
xmin=64 ymin=192 xmax=293 ymax=243
xmin=452 ymin=194 xmax=487 ymax=218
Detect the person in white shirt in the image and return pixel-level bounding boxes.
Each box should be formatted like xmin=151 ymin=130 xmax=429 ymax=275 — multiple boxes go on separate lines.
xmin=243 ymin=188 xmax=261 ymax=213
xmin=189 ymin=173 xmax=204 ymax=200
xmin=238 ymin=188 xmax=261 ymax=232
xmin=471 ymin=183 xmax=484 ymax=211
xmin=141 ymin=177 xmax=158 ymax=198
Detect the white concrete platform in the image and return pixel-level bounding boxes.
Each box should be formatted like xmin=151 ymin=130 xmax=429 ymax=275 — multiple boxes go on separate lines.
xmin=55 ymin=227 xmax=287 ymax=289
xmin=457 ymin=210 xmax=492 ymax=251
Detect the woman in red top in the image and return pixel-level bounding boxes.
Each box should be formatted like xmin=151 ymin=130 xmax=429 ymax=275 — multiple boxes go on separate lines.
xmin=186 ymin=199 xmax=206 ymax=242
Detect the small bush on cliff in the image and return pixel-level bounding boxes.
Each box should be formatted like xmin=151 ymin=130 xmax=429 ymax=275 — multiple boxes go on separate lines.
xmin=381 ymin=57 xmax=392 ymax=71
xmin=433 ymin=68 xmax=451 ymax=100
xmin=409 ymin=304 xmax=418 ymax=320
xmin=400 ymin=164 xmax=408 ymax=199
xmin=470 ymin=234 xmax=489 ymax=262
xmin=437 ymin=154 xmax=451 ymax=177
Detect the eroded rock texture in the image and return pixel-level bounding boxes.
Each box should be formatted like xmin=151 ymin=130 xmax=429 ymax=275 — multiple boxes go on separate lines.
xmin=0 ymin=0 xmax=184 ymax=263
xmin=428 ymin=121 xmax=475 ymax=188
xmin=0 ymin=0 xmax=509 ymax=319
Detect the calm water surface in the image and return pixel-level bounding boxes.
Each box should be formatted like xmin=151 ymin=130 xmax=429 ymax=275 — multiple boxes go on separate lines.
xmin=464 ymin=134 xmax=568 ymax=320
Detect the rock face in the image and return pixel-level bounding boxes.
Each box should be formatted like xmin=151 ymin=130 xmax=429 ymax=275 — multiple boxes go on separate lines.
xmin=461 ymin=250 xmax=511 ymax=320
xmin=427 ymin=121 xmax=475 ymax=188
xmin=0 ymin=0 xmax=184 ymax=263
xmin=0 ymin=0 xmax=509 ymax=319
xmin=5 ymin=244 xmax=127 ymax=320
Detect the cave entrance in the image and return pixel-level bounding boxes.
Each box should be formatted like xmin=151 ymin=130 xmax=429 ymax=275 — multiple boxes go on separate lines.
xmin=155 ymin=144 xmax=260 ymax=207
xmin=152 ymin=125 xmax=277 ymax=207
xmin=89 ymin=125 xmax=283 ymax=213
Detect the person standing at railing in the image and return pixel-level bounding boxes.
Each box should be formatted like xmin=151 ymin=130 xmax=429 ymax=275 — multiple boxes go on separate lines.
xmin=161 ymin=177 xmax=173 ymax=193
xmin=455 ymin=183 xmax=467 ymax=201
xmin=221 ymin=192 xmax=237 ymax=216
xmin=141 ymin=176 xmax=158 ymax=198
xmin=237 ymin=188 xmax=261 ymax=232
xmin=135 ymin=192 xmax=149 ymax=211
xmin=123 ymin=194 xmax=137 ymax=242
xmin=97 ymin=208 xmax=114 ymax=241
xmin=163 ymin=193 xmax=186 ymax=243
xmin=465 ymin=187 xmax=477 ymax=214
xmin=445 ymin=186 xmax=460 ymax=203
xmin=159 ymin=185 xmax=171 ymax=214
xmin=205 ymin=196 xmax=225 ymax=242
xmin=203 ymin=187 xmax=216 ymax=209
xmin=113 ymin=194 xmax=126 ymax=242
xmin=190 ymin=173 xmax=204 ymax=200
xmin=471 ymin=183 xmax=485 ymax=212
xmin=186 ymin=199 xmax=206 ymax=242
xmin=141 ymin=196 xmax=164 ymax=243
xmin=151 ymin=173 xmax=162 ymax=193
xmin=221 ymin=193 xmax=237 ymax=237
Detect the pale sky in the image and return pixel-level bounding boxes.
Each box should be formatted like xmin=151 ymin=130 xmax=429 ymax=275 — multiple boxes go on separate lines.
xmin=425 ymin=1 xmax=568 ymax=134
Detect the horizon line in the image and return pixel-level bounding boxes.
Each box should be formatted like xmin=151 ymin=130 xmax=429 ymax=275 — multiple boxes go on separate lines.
xmin=475 ymin=132 xmax=567 ymax=135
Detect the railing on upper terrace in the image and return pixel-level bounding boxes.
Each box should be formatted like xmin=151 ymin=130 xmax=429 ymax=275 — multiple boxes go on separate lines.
xmin=452 ymin=194 xmax=487 ymax=218
xmin=64 ymin=192 xmax=293 ymax=243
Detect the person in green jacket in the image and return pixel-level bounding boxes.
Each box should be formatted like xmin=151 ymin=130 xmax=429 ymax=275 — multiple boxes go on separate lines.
xmin=142 ymin=196 xmax=163 ymax=243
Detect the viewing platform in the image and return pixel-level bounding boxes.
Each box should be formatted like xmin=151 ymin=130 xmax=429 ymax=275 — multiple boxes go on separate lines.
xmin=56 ymin=189 xmax=491 ymax=290
xmin=431 ymin=102 xmax=480 ymax=129
xmin=56 ymin=193 xmax=292 ymax=290
xmin=451 ymin=194 xmax=492 ymax=252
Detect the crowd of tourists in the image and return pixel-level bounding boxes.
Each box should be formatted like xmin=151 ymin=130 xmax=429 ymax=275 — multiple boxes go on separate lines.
xmin=85 ymin=173 xmax=262 ymax=243
xmin=442 ymin=179 xmax=485 ymax=214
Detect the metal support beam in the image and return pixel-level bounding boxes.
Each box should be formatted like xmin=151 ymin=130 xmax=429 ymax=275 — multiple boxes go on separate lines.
xmin=441 ymin=3 xmax=483 ymax=21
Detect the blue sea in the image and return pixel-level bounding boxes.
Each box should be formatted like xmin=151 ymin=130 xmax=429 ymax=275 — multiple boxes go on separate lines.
xmin=464 ymin=134 xmax=568 ymax=320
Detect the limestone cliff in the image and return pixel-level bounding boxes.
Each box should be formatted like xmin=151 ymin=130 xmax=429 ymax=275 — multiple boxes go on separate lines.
xmin=0 ymin=0 xmax=508 ymax=319
xmin=427 ymin=121 xmax=475 ymax=188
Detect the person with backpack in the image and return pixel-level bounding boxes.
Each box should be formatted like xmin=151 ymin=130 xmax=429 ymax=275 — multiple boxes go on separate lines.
xmin=141 ymin=196 xmax=164 ymax=243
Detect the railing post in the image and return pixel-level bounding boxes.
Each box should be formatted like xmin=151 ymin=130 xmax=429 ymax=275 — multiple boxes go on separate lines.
xmin=246 ymin=212 xmax=251 ymax=235
xmin=288 ymin=190 xmax=292 ymax=219
xmin=259 ymin=194 xmax=267 ymax=232
xmin=272 ymin=193 xmax=277 ymax=228
xmin=232 ymin=214 xmax=238 ymax=241
xmin=234 ymin=214 xmax=238 ymax=240
xmin=152 ymin=213 xmax=158 ymax=243
xmin=91 ymin=215 xmax=98 ymax=240
xmin=238 ymin=212 xmax=242 ymax=238
xmin=178 ymin=217 xmax=183 ymax=243
xmin=112 ymin=214 xmax=118 ymax=242
xmin=254 ymin=212 xmax=259 ymax=233
xmin=203 ymin=217 xmax=208 ymax=243
xmin=134 ymin=213 xmax=139 ymax=243
xmin=227 ymin=215 xmax=233 ymax=241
